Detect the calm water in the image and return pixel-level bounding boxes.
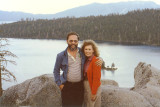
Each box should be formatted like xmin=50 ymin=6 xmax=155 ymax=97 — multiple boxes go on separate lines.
xmin=2 ymin=38 xmax=160 ymax=89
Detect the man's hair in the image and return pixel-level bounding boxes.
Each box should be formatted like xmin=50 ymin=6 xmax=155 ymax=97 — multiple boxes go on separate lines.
xmin=67 ymin=32 xmax=79 ymax=40
xmin=81 ymin=40 xmax=100 ymax=57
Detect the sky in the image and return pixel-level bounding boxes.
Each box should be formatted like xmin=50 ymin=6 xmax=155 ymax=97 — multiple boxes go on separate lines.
xmin=0 ymin=0 xmax=160 ymax=14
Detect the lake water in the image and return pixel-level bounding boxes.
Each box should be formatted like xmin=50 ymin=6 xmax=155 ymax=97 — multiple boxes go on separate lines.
xmin=2 ymin=38 xmax=160 ymax=90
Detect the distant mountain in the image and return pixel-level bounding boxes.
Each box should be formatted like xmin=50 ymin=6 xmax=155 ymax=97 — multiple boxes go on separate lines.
xmin=0 ymin=1 xmax=160 ymax=21
xmin=53 ymin=1 xmax=160 ymax=17
xmin=0 ymin=11 xmax=54 ymax=21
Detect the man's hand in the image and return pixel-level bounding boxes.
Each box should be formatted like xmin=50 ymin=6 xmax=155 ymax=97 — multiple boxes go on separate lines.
xmin=59 ymin=84 xmax=64 ymax=90
xmin=95 ymin=57 xmax=103 ymax=66
xmin=91 ymin=94 xmax=97 ymax=101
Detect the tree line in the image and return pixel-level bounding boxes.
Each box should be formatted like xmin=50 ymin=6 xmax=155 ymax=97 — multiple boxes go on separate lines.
xmin=0 ymin=9 xmax=160 ymax=46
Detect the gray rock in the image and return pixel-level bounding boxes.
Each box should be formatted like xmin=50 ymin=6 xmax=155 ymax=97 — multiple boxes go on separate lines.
xmin=133 ymin=62 xmax=160 ymax=107
xmin=101 ymin=86 xmax=152 ymax=107
xmin=0 ymin=74 xmax=61 ymax=107
xmin=101 ymin=79 xmax=119 ymax=87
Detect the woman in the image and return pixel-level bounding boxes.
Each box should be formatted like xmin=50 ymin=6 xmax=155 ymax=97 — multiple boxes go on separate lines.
xmin=81 ymin=40 xmax=101 ymax=107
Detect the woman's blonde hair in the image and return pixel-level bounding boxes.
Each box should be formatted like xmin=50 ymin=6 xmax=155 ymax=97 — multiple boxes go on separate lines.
xmin=81 ymin=40 xmax=100 ymax=57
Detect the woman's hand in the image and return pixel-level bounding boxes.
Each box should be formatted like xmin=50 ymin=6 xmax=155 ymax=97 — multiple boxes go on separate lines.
xmin=59 ymin=84 xmax=64 ymax=90
xmin=95 ymin=57 xmax=103 ymax=66
xmin=91 ymin=94 xmax=97 ymax=101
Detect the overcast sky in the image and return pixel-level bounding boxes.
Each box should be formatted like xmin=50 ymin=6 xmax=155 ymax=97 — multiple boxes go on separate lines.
xmin=0 ymin=0 xmax=160 ymax=14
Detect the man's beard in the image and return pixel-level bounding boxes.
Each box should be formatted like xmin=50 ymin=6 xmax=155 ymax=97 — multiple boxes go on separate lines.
xmin=68 ymin=44 xmax=78 ymax=51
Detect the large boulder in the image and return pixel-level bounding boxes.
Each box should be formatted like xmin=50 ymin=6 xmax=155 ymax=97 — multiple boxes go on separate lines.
xmin=0 ymin=74 xmax=61 ymax=107
xmin=132 ymin=62 xmax=160 ymax=107
xmin=101 ymin=86 xmax=152 ymax=107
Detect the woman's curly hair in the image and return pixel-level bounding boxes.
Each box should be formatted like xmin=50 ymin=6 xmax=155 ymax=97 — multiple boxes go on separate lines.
xmin=81 ymin=40 xmax=100 ymax=57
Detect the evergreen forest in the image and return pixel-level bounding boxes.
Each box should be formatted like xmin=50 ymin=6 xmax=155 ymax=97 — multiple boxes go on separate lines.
xmin=0 ymin=9 xmax=160 ymax=46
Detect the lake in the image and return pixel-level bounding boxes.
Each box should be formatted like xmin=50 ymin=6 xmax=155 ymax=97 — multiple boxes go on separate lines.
xmin=2 ymin=38 xmax=160 ymax=90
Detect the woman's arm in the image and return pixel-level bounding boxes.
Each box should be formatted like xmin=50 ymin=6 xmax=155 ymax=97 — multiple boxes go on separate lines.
xmin=91 ymin=59 xmax=101 ymax=95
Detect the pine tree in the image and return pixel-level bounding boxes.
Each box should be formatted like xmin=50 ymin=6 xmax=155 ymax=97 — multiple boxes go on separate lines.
xmin=0 ymin=38 xmax=17 ymax=96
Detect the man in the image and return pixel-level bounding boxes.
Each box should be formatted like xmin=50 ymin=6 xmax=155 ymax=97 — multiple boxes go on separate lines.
xmin=54 ymin=32 xmax=85 ymax=107
xmin=54 ymin=32 xmax=102 ymax=107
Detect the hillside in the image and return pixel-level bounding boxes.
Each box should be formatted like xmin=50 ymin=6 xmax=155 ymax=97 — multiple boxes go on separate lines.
xmin=0 ymin=9 xmax=160 ymax=46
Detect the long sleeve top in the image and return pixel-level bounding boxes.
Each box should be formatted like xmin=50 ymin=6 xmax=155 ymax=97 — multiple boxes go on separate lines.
xmin=86 ymin=55 xmax=101 ymax=95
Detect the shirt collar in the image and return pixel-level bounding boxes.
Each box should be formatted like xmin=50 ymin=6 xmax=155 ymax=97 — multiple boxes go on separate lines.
xmin=67 ymin=49 xmax=79 ymax=57
xmin=87 ymin=54 xmax=94 ymax=61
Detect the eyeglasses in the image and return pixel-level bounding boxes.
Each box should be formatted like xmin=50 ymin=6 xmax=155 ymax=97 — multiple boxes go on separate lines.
xmin=69 ymin=40 xmax=78 ymax=43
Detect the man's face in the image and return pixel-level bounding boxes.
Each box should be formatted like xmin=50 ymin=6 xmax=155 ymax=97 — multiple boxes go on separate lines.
xmin=67 ymin=35 xmax=79 ymax=51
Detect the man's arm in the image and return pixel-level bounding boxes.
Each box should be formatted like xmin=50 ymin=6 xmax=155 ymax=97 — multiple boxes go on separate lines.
xmin=53 ymin=54 xmax=62 ymax=86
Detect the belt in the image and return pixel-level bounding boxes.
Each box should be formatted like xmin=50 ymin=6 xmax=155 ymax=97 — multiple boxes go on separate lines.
xmin=66 ymin=81 xmax=82 ymax=85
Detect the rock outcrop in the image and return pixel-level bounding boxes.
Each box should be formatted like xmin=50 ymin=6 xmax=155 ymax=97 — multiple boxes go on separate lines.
xmin=0 ymin=62 xmax=160 ymax=107
xmin=132 ymin=62 xmax=160 ymax=107
xmin=0 ymin=74 xmax=61 ymax=107
xmin=101 ymin=79 xmax=118 ymax=86
xmin=101 ymin=86 xmax=152 ymax=107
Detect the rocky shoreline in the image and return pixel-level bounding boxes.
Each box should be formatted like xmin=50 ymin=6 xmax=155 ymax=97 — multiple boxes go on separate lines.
xmin=0 ymin=62 xmax=160 ymax=107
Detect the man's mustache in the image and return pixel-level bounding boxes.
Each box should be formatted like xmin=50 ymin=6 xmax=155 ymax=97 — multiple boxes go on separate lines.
xmin=68 ymin=44 xmax=77 ymax=51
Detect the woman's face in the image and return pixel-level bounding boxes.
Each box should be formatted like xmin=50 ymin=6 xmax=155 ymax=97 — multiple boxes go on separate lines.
xmin=84 ymin=45 xmax=94 ymax=57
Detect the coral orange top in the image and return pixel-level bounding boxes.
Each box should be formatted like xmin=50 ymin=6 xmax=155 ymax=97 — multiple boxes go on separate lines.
xmin=86 ymin=56 xmax=101 ymax=95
